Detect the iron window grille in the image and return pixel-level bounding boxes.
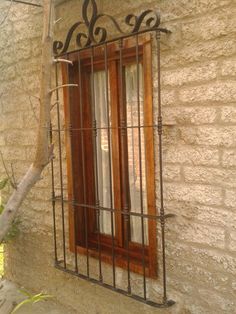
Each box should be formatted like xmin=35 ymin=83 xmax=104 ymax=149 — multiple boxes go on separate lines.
xmin=51 ymin=0 xmax=174 ymax=308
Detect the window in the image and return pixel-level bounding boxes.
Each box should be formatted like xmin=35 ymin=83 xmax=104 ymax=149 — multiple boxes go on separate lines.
xmin=62 ymin=37 xmax=157 ymax=277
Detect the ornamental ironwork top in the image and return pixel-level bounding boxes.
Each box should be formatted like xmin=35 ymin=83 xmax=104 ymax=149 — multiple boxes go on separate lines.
xmin=53 ymin=0 xmax=169 ymax=56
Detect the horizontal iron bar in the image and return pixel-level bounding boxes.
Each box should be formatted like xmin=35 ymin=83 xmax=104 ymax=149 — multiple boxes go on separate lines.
xmin=51 ymin=196 xmax=176 ymax=221
xmin=51 ymin=124 xmax=159 ymax=132
xmin=56 ymin=27 xmax=171 ymax=57
xmin=55 ymin=263 xmax=175 ymax=308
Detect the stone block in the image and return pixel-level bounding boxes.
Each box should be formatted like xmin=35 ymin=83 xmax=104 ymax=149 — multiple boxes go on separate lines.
xmin=222 ymin=149 xmax=236 ymax=167
xmin=163 ymin=106 xmax=218 ymax=125
xmin=162 ymin=62 xmax=217 ymax=87
xmin=164 ymin=145 xmax=220 ymax=166
xmin=182 ymin=8 xmax=236 ymax=42
xmin=179 ymin=126 xmax=236 ymax=147
xmin=165 ymin=182 xmax=222 ymax=206
xmin=179 ymin=81 xmax=236 ymax=104
xmin=225 ymin=189 xmax=236 ymax=208
xmin=162 ymin=37 xmax=236 ymax=68
xmin=221 ymin=57 xmax=236 ymax=76
xmin=220 ymin=106 xmax=236 ymax=123
xmin=183 ymin=166 xmax=236 ymax=188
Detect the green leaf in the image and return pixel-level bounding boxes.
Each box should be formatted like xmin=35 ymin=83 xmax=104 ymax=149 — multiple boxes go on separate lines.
xmin=0 ymin=178 xmax=8 ymax=190
xmin=18 ymin=289 xmax=32 ymax=298
xmin=3 ymin=218 xmax=21 ymax=243
xmin=12 ymin=291 xmax=54 ymax=313
xmin=11 ymin=299 xmax=33 ymax=313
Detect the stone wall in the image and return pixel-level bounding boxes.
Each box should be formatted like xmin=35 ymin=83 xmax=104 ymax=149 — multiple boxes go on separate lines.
xmin=0 ymin=0 xmax=236 ymax=313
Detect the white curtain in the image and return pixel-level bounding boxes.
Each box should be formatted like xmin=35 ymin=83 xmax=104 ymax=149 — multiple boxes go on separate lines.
xmin=125 ymin=64 xmax=148 ymax=245
xmin=94 ymin=71 xmax=113 ymax=235
xmin=93 ymin=65 xmax=148 ymax=245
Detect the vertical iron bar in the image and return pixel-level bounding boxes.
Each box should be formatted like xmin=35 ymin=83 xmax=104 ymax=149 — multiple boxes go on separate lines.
xmin=135 ymin=34 xmax=147 ymax=300
xmin=156 ymin=30 xmax=167 ymax=304
xmin=119 ymin=38 xmax=131 ymax=295
xmin=55 ymin=62 xmax=66 ymax=269
xmin=90 ymin=46 xmax=103 ymax=282
xmin=78 ymin=51 xmax=90 ymax=277
xmin=49 ymin=121 xmax=58 ymax=263
xmin=104 ymin=43 xmax=116 ymax=288
xmin=65 ymin=56 xmax=78 ymax=273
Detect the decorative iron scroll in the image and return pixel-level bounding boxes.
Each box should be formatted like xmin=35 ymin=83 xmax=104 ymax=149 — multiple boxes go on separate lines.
xmin=53 ymin=0 xmax=161 ymax=55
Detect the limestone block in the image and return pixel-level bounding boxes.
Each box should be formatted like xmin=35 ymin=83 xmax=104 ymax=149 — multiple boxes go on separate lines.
xmin=221 ymin=56 xmax=236 ymax=77
xmin=165 ymin=182 xmax=222 ymax=206
xmin=164 ymin=145 xmax=220 ymax=166
xmin=162 ymin=62 xmax=217 ymax=87
xmin=163 ymin=106 xmax=218 ymax=125
xmin=179 ymin=81 xmax=236 ymax=104
xmin=225 ymin=189 xmax=236 ymax=208
xmin=220 ymin=106 xmax=236 ymax=123
xmin=183 ymin=166 xmax=236 ymax=188
xmin=222 ymin=149 xmax=236 ymax=168
xmin=179 ymin=126 xmax=236 ymax=147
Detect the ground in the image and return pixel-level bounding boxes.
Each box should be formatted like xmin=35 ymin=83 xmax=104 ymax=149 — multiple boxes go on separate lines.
xmin=0 ymin=280 xmax=75 ymax=314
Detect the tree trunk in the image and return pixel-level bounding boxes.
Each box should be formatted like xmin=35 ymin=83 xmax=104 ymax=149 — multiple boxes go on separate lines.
xmin=0 ymin=0 xmax=54 ymax=243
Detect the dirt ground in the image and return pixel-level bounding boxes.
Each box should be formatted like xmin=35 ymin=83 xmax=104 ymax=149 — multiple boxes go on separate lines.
xmin=0 ymin=280 xmax=75 ymax=314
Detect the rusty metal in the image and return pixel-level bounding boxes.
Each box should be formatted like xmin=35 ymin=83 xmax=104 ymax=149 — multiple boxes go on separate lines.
xmin=104 ymin=42 xmax=116 ymax=288
xmin=51 ymin=197 xmax=175 ymax=221
xmin=77 ymin=50 xmax=90 ymax=277
xmin=90 ymin=46 xmax=103 ymax=282
xmin=135 ymin=34 xmax=147 ymax=300
xmin=156 ymin=30 xmax=168 ymax=305
xmin=53 ymin=0 xmax=163 ymax=55
xmin=55 ymin=62 xmax=66 ymax=269
xmin=51 ymin=0 xmax=174 ymax=309
xmin=49 ymin=122 xmax=58 ymax=263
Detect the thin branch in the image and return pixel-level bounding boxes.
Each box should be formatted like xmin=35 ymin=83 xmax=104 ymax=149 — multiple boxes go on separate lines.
xmin=0 ymin=151 xmax=17 ymax=190
xmin=50 ymin=101 xmax=60 ymax=111
xmin=54 ymin=58 xmax=73 ymax=65
xmin=10 ymin=163 xmax=17 ymax=189
xmin=6 ymin=0 xmax=42 ymax=7
xmin=7 ymin=79 xmax=40 ymax=102
xmin=20 ymin=78 xmax=40 ymax=100
xmin=28 ymin=95 xmax=39 ymax=122
xmin=0 ymin=0 xmax=13 ymax=26
xmin=50 ymin=84 xmax=78 ymax=93
xmin=54 ymin=17 xmax=62 ymax=25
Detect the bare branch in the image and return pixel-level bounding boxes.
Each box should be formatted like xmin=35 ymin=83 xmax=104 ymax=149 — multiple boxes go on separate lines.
xmin=10 ymin=163 xmax=17 ymax=189
xmin=50 ymin=84 xmax=78 ymax=94
xmin=28 ymin=95 xmax=39 ymax=123
xmin=0 ymin=0 xmax=13 ymax=26
xmin=54 ymin=58 xmax=73 ymax=65
xmin=0 ymin=151 xmax=17 ymax=190
xmin=50 ymin=101 xmax=60 ymax=111
xmin=6 ymin=0 xmax=42 ymax=7
xmin=54 ymin=18 xmax=62 ymax=25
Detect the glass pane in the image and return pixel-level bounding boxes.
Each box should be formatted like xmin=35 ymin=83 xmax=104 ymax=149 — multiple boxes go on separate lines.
xmin=125 ymin=64 xmax=148 ymax=245
xmin=92 ymin=70 xmax=114 ymax=235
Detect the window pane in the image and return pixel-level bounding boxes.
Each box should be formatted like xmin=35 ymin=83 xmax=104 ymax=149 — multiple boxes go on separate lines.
xmin=125 ymin=64 xmax=148 ymax=245
xmin=93 ymin=71 xmax=114 ymax=235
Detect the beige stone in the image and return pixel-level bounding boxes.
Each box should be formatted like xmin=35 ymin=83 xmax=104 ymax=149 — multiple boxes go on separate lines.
xmin=1 ymin=0 xmax=236 ymax=313
xmin=162 ymin=62 xmax=217 ymax=87
xmin=165 ymin=182 xmax=222 ymax=206
xmin=183 ymin=166 xmax=236 ymax=188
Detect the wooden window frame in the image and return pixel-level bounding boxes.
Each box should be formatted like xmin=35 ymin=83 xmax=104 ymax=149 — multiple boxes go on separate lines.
xmin=61 ymin=36 xmax=157 ymax=278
